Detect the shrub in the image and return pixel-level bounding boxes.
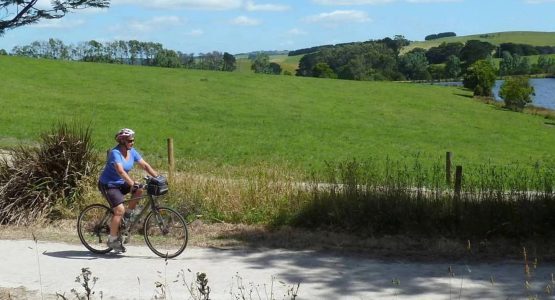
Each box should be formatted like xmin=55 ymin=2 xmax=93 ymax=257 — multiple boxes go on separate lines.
xmin=0 ymin=121 xmax=100 ymax=224
xmin=463 ymin=60 xmax=497 ymax=97
xmin=499 ymin=76 xmax=535 ymax=112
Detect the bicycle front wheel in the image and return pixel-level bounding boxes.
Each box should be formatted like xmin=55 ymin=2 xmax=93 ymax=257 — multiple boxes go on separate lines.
xmin=77 ymin=204 xmax=113 ymax=254
xmin=143 ymin=207 xmax=188 ymax=258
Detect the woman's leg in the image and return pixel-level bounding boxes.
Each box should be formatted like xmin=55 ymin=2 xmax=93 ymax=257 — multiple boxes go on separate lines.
xmin=110 ymin=204 xmax=125 ymax=237
xmin=127 ymin=188 xmax=143 ymax=210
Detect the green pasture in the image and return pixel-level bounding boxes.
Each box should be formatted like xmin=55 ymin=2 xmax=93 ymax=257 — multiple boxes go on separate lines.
xmin=1 ymin=55 xmax=555 ymax=173
xmin=403 ymin=31 xmax=555 ymax=53
xmin=235 ymin=57 xmax=254 ymax=73
xmin=269 ymin=54 xmax=302 ymax=74
xmin=235 ymin=54 xmax=301 ymax=74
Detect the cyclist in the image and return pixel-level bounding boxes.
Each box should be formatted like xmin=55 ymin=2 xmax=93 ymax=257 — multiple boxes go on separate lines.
xmin=98 ymin=128 xmax=159 ymax=252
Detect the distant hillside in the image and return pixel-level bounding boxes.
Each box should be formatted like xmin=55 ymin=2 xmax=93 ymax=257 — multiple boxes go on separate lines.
xmin=235 ymin=54 xmax=302 ymax=75
xmin=403 ymin=31 xmax=555 ymax=53
xmin=234 ymin=50 xmax=289 ymax=59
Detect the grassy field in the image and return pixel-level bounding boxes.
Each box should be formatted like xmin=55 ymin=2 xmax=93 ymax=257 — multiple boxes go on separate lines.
xmin=269 ymin=54 xmax=302 ymax=74
xmin=1 ymin=55 xmax=555 ymax=174
xmin=235 ymin=54 xmax=302 ymax=75
xmin=403 ymin=31 xmax=555 ymax=53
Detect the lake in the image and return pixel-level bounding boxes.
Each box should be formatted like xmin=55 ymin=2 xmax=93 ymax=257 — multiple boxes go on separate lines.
xmin=433 ymin=78 xmax=555 ymax=110
xmin=492 ymin=78 xmax=555 ymax=110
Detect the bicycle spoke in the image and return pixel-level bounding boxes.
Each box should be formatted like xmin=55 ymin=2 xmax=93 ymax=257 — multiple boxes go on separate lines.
xmin=144 ymin=207 xmax=188 ymax=258
xmin=77 ymin=204 xmax=113 ymax=254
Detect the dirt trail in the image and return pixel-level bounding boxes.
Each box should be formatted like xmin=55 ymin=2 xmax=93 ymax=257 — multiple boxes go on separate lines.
xmin=1 ymin=239 xmax=555 ymax=300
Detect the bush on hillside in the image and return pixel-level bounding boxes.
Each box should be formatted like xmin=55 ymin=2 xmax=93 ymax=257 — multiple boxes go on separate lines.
xmin=0 ymin=121 xmax=100 ymax=225
xmin=463 ymin=60 xmax=497 ymax=97
xmin=500 ymin=76 xmax=535 ymax=112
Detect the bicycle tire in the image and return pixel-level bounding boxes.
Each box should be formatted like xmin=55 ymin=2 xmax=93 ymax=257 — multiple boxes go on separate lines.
xmin=143 ymin=207 xmax=188 ymax=258
xmin=77 ymin=204 xmax=113 ymax=254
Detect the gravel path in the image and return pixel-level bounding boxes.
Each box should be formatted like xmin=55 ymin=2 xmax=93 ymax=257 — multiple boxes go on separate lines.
xmin=1 ymin=239 xmax=555 ymax=299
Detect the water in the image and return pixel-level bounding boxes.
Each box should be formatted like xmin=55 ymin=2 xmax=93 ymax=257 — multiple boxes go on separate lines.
xmin=433 ymin=78 xmax=555 ymax=110
xmin=492 ymin=78 xmax=555 ymax=110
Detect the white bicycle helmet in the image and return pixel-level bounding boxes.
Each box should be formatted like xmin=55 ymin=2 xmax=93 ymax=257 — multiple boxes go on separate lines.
xmin=115 ymin=128 xmax=135 ymax=143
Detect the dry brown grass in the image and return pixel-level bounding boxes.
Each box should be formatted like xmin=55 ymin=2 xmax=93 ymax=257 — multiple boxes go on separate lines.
xmin=159 ymin=165 xmax=308 ymax=224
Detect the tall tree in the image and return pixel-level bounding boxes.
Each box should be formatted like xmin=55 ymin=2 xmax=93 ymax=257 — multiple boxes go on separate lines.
xmin=444 ymin=55 xmax=461 ymax=79
xmin=250 ymin=53 xmax=271 ymax=74
xmin=222 ymin=52 xmax=236 ymax=71
xmin=398 ymin=51 xmax=430 ymax=80
xmin=460 ymin=40 xmax=496 ymax=66
xmin=154 ymin=49 xmax=181 ymax=68
xmin=425 ymin=42 xmax=463 ymax=64
xmin=463 ymin=60 xmax=497 ymax=97
xmin=0 ymin=0 xmax=109 ymax=35
xmin=312 ymin=62 xmax=337 ymax=78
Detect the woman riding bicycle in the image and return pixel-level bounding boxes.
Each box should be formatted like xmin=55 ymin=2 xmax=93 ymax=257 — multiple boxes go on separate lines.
xmin=98 ymin=128 xmax=159 ymax=252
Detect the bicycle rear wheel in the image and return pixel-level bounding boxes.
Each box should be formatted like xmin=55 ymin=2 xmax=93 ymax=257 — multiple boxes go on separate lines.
xmin=77 ymin=204 xmax=112 ymax=254
xmin=143 ymin=207 xmax=188 ymax=258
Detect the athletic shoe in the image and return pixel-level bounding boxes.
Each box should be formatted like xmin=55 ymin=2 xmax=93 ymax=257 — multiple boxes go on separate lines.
xmin=107 ymin=238 xmax=126 ymax=253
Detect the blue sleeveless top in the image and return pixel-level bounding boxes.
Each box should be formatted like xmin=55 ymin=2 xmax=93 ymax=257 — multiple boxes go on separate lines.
xmin=99 ymin=147 xmax=142 ymax=186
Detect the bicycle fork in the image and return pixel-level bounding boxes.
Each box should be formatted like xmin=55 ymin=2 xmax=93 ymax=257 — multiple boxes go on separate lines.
xmin=154 ymin=211 xmax=170 ymax=235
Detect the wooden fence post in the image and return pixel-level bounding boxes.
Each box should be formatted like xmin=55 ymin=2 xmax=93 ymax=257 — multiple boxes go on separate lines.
xmin=454 ymin=165 xmax=463 ymax=197
xmin=446 ymin=151 xmax=452 ymax=185
xmin=167 ymin=138 xmax=174 ymax=181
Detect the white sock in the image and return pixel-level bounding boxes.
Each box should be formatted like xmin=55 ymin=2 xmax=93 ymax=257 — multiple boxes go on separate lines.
xmin=108 ymin=235 xmax=118 ymax=242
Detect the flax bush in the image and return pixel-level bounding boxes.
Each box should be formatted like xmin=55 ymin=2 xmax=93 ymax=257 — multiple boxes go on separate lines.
xmin=0 ymin=121 xmax=100 ymax=225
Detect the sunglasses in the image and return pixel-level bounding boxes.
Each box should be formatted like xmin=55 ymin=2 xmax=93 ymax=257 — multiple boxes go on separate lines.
xmin=127 ymin=139 xmax=135 ymax=143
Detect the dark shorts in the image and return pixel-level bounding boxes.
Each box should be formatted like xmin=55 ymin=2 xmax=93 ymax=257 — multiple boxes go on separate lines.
xmin=98 ymin=182 xmax=131 ymax=208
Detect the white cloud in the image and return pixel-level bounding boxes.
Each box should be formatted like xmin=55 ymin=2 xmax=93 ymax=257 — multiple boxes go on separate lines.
xmin=287 ymin=28 xmax=308 ymax=36
xmin=312 ymin=0 xmax=462 ymax=4
xmin=111 ymin=0 xmax=243 ymax=10
xmin=186 ymin=29 xmax=205 ymax=37
xmin=35 ymin=0 xmax=57 ymax=10
xmin=312 ymin=0 xmax=394 ymax=5
xmin=127 ymin=16 xmax=183 ymax=32
xmin=230 ymin=15 xmax=261 ymax=26
xmin=406 ymin=0 xmax=461 ymax=3
xmin=29 ymin=19 xmax=85 ymax=29
xmin=304 ymin=10 xmax=371 ymax=24
xmin=245 ymin=1 xmax=290 ymax=11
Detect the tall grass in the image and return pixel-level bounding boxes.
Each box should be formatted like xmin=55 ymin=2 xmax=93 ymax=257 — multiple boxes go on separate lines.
xmin=165 ymin=162 xmax=308 ymax=225
xmin=292 ymin=158 xmax=555 ymax=239
xmin=162 ymin=156 xmax=555 ymax=240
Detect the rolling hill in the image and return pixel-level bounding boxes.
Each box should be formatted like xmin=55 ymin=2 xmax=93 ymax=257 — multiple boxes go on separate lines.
xmin=402 ymin=31 xmax=555 ymax=53
xmin=1 ymin=55 xmax=555 ymax=172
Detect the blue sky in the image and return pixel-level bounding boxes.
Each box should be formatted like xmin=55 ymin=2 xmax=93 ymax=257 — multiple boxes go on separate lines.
xmin=1 ymin=0 xmax=555 ymax=55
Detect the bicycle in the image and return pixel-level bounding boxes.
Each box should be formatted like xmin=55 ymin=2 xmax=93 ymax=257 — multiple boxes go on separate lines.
xmin=77 ymin=175 xmax=189 ymax=258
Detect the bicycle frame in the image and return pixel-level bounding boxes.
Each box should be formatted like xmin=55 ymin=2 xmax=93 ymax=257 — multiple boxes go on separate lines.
xmin=119 ymin=191 xmax=162 ymax=234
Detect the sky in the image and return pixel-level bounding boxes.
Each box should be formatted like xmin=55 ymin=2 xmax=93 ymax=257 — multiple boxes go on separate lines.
xmin=1 ymin=0 xmax=555 ymax=55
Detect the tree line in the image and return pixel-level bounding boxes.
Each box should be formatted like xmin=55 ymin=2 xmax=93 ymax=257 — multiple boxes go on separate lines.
xmin=424 ymin=32 xmax=456 ymax=41
xmin=5 ymin=38 xmax=237 ymax=71
xmin=294 ymin=38 xmax=555 ymax=82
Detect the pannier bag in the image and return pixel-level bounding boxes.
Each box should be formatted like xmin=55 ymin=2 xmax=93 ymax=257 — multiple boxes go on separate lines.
xmin=147 ymin=175 xmax=169 ymax=196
